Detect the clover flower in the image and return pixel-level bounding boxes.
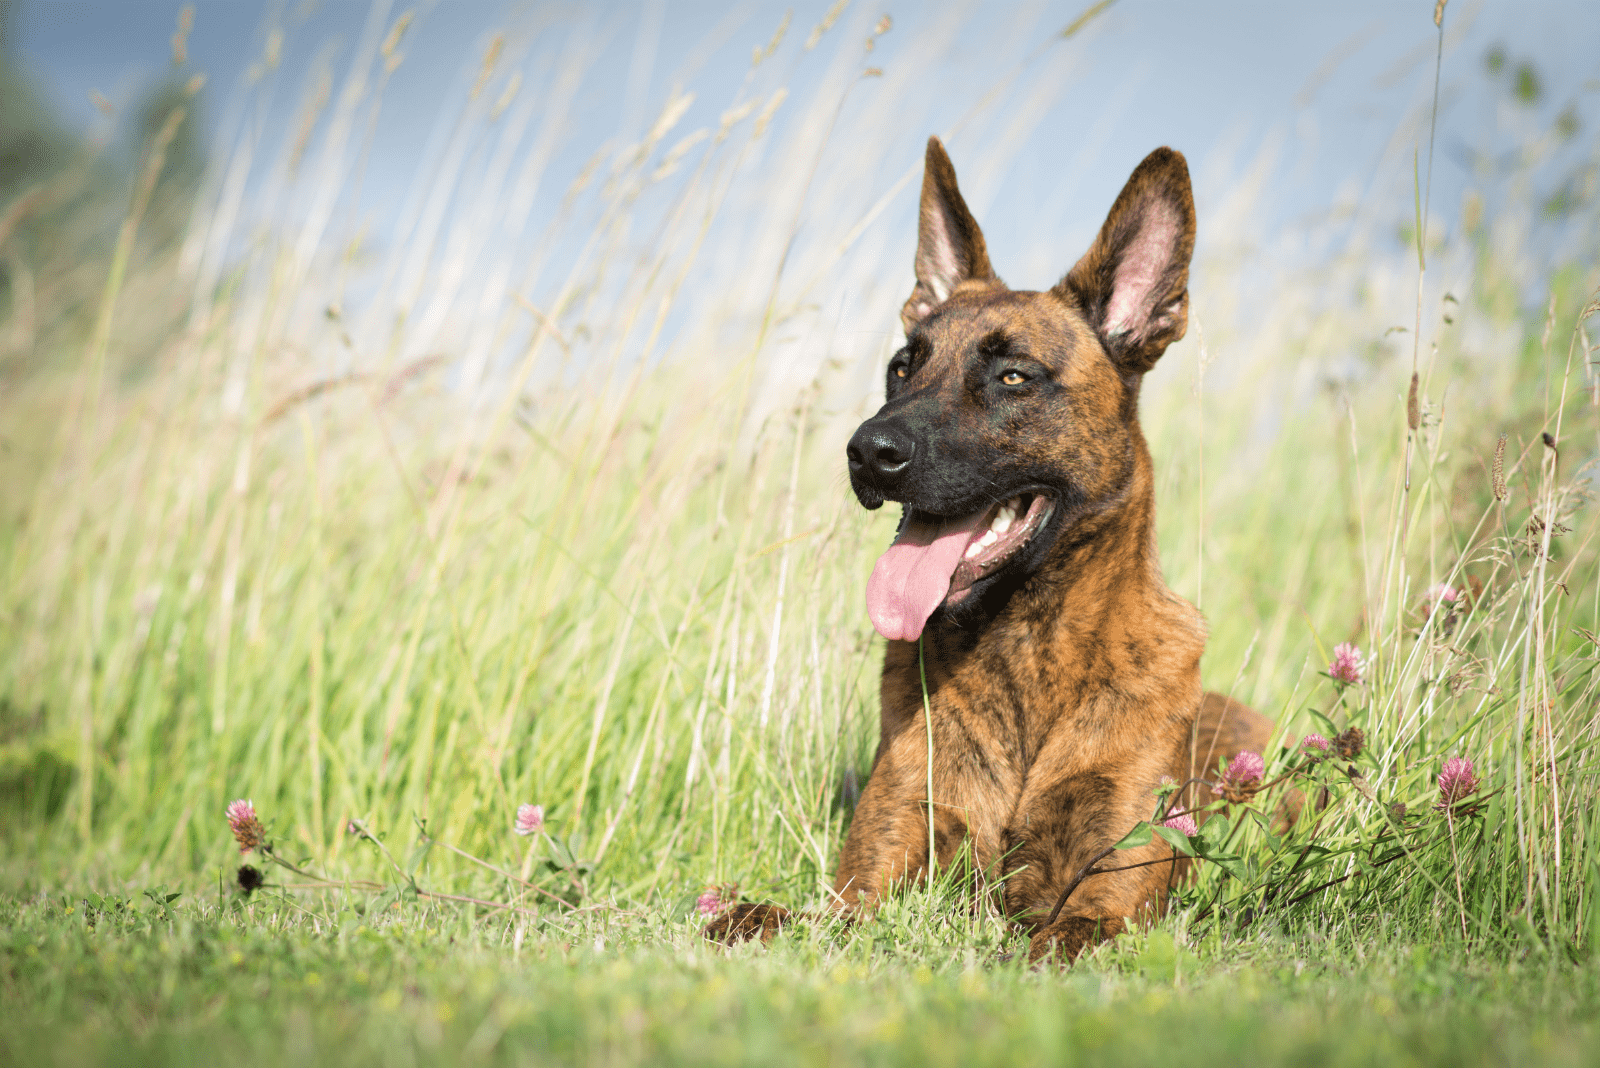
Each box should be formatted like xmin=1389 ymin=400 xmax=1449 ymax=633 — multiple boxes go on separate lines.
xmin=1425 ymin=583 xmax=1460 ymax=605
xmin=1437 ymin=757 xmax=1481 ymax=810
xmin=1218 ymin=750 xmax=1265 ymax=803
xmin=1329 ymin=643 xmax=1365 ymax=685
xmin=1302 ymin=733 xmax=1330 ymax=754
xmin=226 ymin=799 xmax=266 ymax=854
xmin=514 ymin=803 xmax=545 ymax=836
xmin=1161 ymin=813 xmax=1199 ymax=838
xmin=695 ymin=884 xmax=736 ymax=918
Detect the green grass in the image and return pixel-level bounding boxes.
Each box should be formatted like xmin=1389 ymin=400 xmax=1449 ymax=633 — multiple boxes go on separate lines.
xmin=7 ymin=889 xmax=1600 ymax=1067
xmin=3 ymin=4 xmax=1600 ymax=1065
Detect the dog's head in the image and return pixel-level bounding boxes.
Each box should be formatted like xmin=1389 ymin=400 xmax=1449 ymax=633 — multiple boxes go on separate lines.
xmin=849 ymin=138 xmax=1196 ymax=642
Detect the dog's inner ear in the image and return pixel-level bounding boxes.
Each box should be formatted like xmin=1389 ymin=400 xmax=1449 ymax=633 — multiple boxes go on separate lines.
xmin=901 ymin=137 xmax=995 ymax=335
xmin=1056 ymin=147 xmax=1196 ymax=376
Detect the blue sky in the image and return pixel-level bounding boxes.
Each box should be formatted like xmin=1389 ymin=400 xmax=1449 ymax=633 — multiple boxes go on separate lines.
xmin=11 ymin=1 xmax=1597 ymax=410
xmin=16 ymin=0 xmax=1596 ymax=249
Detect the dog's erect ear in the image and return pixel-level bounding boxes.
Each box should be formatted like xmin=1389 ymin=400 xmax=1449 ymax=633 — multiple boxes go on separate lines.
xmin=901 ymin=137 xmax=996 ymax=335
xmin=1056 ymin=147 xmax=1196 ymax=376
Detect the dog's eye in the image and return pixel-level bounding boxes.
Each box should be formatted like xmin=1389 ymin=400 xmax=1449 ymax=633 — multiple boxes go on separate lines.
xmin=1000 ymin=370 xmax=1027 ymax=386
xmin=894 ymin=365 xmax=908 ymax=378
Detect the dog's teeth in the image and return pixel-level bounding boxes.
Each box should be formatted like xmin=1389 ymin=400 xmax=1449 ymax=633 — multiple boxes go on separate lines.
xmin=992 ymin=509 xmax=1014 ymax=535
xmin=978 ymin=530 xmax=999 ymax=549
xmin=964 ymin=541 xmax=984 ymax=560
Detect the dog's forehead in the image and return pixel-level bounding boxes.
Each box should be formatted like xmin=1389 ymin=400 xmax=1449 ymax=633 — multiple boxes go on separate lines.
xmin=916 ymin=290 xmax=1095 ymax=369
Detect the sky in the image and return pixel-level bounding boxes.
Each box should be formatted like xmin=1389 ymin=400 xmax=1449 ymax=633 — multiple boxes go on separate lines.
xmin=8 ymin=0 xmax=1598 ymax=413
xmin=15 ymin=1 xmax=1596 ymax=233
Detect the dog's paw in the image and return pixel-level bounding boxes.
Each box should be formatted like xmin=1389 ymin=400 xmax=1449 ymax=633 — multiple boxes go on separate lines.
xmin=1026 ymin=915 xmax=1127 ymax=964
xmin=701 ymin=903 xmax=793 ymax=945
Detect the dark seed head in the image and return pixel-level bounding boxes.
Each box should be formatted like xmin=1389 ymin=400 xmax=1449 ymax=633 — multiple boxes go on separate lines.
xmin=237 ymin=864 xmax=265 ymax=894
xmin=1333 ymin=727 xmax=1366 ymax=761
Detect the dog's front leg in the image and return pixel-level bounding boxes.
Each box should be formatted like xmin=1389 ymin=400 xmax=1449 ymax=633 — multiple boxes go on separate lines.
xmin=830 ymin=712 xmax=979 ymax=914
xmin=1001 ymin=765 xmax=1184 ymax=964
xmin=701 ymin=903 xmax=795 ymax=944
xmin=701 ymin=764 xmax=963 ymax=946
xmin=701 ymin=768 xmax=956 ymax=947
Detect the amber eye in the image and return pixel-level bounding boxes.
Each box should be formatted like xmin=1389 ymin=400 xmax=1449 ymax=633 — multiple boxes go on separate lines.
xmin=1000 ymin=370 xmax=1026 ymax=386
xmin=894 ymin=365 xmax=908 ymax=378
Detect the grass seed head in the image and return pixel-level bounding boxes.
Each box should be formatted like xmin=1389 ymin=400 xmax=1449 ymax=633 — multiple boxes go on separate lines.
xmin=1493 ymin=433 xmax=1508 ymax=500
xmin=171 ymin=6 xmax=194 ymax=66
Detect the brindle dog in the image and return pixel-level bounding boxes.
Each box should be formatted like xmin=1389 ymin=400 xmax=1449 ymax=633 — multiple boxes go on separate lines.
xmin=705 ymin=138 xmax=1277 ymax=961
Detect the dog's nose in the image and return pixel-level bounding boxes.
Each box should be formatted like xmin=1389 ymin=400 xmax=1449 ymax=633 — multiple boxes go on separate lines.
xmin=847 ymin=422 xmax=916 ymax=488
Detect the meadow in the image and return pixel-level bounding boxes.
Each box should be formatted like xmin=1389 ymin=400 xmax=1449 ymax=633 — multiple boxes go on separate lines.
xmin=3 ymin=3 xmax=1600 ymax=1063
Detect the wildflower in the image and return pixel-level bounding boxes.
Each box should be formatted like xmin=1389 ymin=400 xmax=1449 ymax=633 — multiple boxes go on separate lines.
xmin=1301 ymin=733 xmax=1330 ymax=754
xmin=695 ymin=884 xmax=736 ymax=918
xmin=1161 ymin=813 xmax=1199 ymax=838
xmin=1218 ymin=750 xmax=1265 ymax=804
xmin=1329 ymin=643 xmax=1365 ymax=685
xmin=237 ymin=864 xmax=265 ymax=894
xmin=514 ymin=803 xmax=545 ymax=836
xmin=226 ymin=799 xmax=266 ymax=854
xmin=1332 ymin=727 xmax=1366 ymax=761
xmin=1437 ymin=757 xmax=1481 ymax=810
xmin=1422 ymin=583 xmax=1462 ymax=630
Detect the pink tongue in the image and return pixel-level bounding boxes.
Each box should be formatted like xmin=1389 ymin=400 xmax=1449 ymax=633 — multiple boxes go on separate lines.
xmin=866 ymin=511 xmax=986 ymax=642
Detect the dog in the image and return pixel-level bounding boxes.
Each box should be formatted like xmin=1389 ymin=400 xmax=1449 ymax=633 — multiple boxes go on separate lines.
xmin=704 ymin=138 xmax=1277 ymax=961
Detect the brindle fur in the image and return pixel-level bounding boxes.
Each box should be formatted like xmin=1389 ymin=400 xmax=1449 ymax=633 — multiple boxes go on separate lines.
xmin=704 ymin=139 xmax=1279 ymax=962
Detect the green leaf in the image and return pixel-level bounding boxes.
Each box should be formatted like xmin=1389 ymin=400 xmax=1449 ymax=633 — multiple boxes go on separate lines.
xmin=1208 ymin=854 xmax=1247 ymax=880
xmin=1309 ymin=708 xmax=1338 ymax=738
xmin=546 ymin=834 xmax=576 ymax=868
xmin=405 ymin=837 xmax=435 ymax=878
xmin=1197 ymin=815 xmax=1231 ymax=855
xmin=1112 ymin=822 xmax=1153 ymax=850
xmin=1293 ymin=845 xmax=1335 ymax=869
xmin=1153 ymin=825 xmax=1195 ymax=855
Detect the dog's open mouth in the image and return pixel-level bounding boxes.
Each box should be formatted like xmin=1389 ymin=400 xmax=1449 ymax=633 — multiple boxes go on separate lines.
xmin=866 ymin=493 xmax=1055 ymax=642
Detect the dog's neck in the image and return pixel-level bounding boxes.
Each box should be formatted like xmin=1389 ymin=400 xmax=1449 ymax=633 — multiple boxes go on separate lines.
xmin=924 ymin=431 xmax=1205 ymax=693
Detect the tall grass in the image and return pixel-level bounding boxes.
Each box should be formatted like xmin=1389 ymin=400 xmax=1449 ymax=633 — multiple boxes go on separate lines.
xmin=2 ymin=2 xmax=1598 ymax=958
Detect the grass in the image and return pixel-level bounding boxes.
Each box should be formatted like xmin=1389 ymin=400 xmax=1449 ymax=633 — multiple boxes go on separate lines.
xmin=3 ymin=3 xmax=1600 ymax=1064
xmin=8 ymin=889 xmax=1600 ymax=1067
